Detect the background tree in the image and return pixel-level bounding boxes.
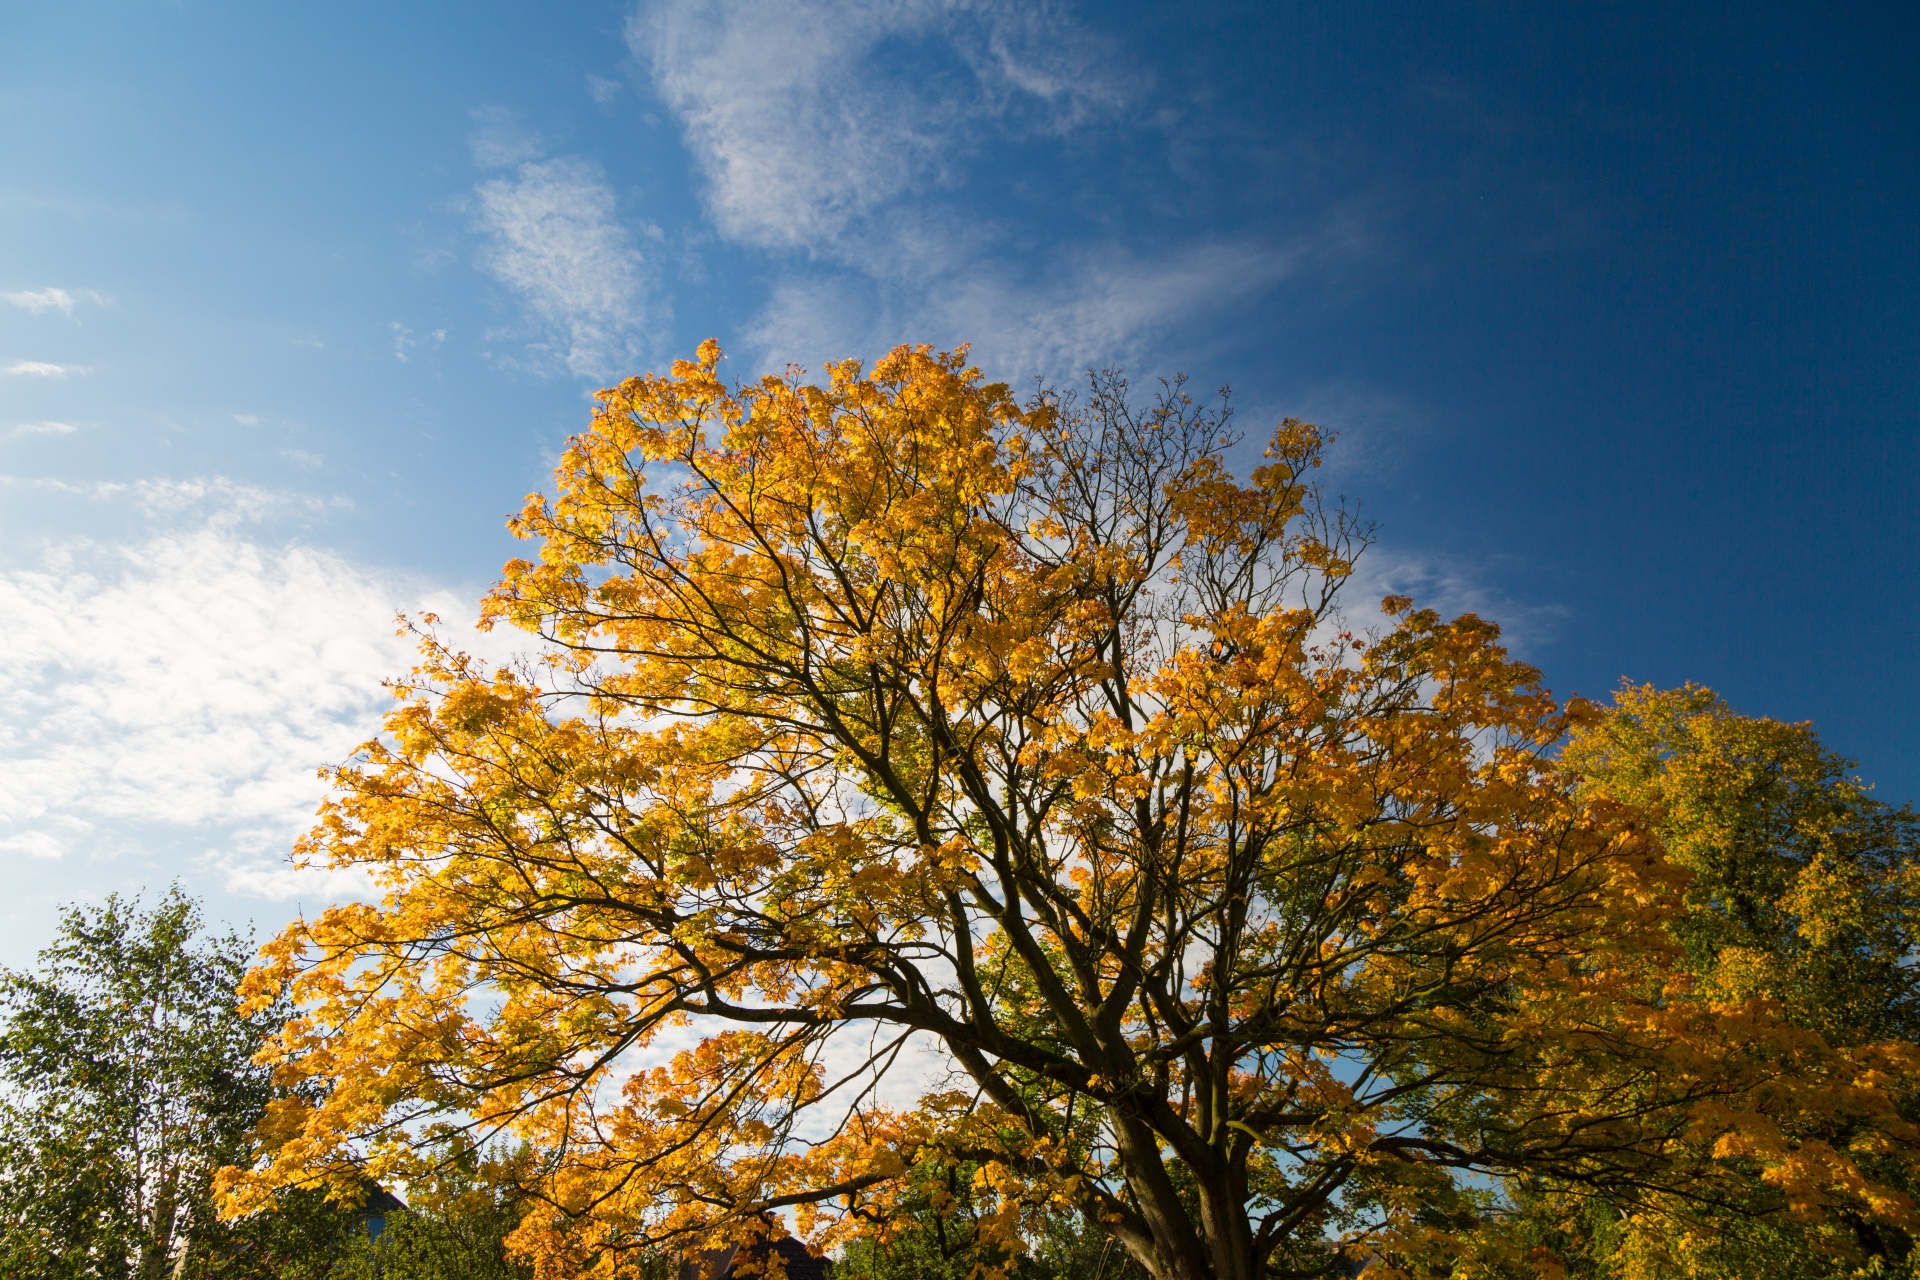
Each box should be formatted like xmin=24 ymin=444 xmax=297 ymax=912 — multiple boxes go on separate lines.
xmin=1512 ymin=685 xmax=1920 ymax=1279
xmin=1565 ymin=684 xmax=1920 ymax=1046
xmin=226 ymin=345 xmax=1920 ymax=1280
xmin=0 ymin=887 xmax=363 ymax=1279
xmin=330 ymin=1145 xmax=537 ymax=1280
xmin=834 ymin=1154 xmax=1148 ymax=1280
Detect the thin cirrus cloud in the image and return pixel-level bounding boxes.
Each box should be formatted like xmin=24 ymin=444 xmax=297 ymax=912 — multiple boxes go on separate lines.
xmin=0 ymin=478 xmax=470 ymax=899
xmin=632 ymin=0 xmax=1124 ymax=253
xmin=747 ymin=238 xmax=1315 ymax=378
xmin=4 ymin=288 xmax=75 ymax=316
xmin=628 ymin=0 xmax=1335 ymax=381
xmin=471 ymin=110 xmax=659 ymax=378
xmin=8 ymin=421 xmax=79 ymax=438
xmin=3 ymin=287 xmax=107 ymax=316
xmin=6 ymin=360 xmax=86 ymax=378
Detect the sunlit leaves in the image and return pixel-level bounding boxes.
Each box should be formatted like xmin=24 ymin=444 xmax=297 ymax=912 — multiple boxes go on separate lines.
xmin=223 ymin=348 xmax=1920 ymax=1280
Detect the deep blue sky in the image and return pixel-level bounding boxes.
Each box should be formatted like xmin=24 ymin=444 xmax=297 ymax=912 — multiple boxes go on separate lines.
xmin=1 ymin=0 xmax=1914 ymax=962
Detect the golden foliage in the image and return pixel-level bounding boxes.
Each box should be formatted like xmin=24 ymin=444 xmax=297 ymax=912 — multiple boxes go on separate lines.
xmin=220 ymin=347 xmax=1920 ymax=1280
xmin=1521 ymin=685 xmax=1920 ymax=1278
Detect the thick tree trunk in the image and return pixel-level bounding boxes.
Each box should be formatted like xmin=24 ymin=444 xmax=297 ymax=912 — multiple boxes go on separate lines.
xmin=1110 ymin=1110 xmax=1218 ymax=1280
xmin=1198 ymin=1180 xmax=1256 ymax=1280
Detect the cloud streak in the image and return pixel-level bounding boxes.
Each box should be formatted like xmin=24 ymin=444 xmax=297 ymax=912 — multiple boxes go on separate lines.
xmin=925 ymin=239 xmax=1311 ymax=375
xmin=4 ymin=288 xmax=74 ymax=316
xmin=633 ymin=0 xmax=1124 ymax=252
xmin=2 ymin=287 xmax=107 ymax=316
xmin=632 ymin=0 xmax=1339 ymax=382
xmin=6 ymin=360 xmax=86 ymax=378
xmin=746 ymin=236 xmax=1320 ymax=381
xmin=475 ymin=154 xmax=657 ymax=376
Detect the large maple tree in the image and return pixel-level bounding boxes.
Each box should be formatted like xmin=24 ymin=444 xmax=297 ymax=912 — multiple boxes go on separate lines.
xmin=223 ymin=345 xmax=1920 ymax=1280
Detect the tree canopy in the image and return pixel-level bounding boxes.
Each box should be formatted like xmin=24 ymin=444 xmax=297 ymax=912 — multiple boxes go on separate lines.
xmin=1532 ymin=685 xmax=1920 ymax=1278
xmin=223 ymin=344 xmax=1920 ymax=1280
xmin=0 ymin=888 xmax=361 ymax=1279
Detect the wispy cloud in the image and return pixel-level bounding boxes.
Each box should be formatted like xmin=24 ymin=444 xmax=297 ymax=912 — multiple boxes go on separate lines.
xmin=746 ymin=236 xmax=1317 ymax=381
xmin=6 ymin=360 xmax=86 ymax=378
xmin=1341 ymin=547 xmax=1568 ymax=658
xmin=2 ymin=473 xmax=346 ymax=527
xmin=3 ymin=287 xmax=107 ymax=316
xmin=924 ymin=240 xmax=1309 ymax=375
xmin=1282 ymin=381 xmax=1429 ymax=485
xmin=4 ymin=288 xmax=74 ymax=316
xmin=468 ymin=105 xmax=548 ymax=169
xmin=631 ymin=0 xmax=1125 ymax=252
xmin=388 ymin=322 xmax=448 ymax=362
xmin=0 ymin=481 xmax=471 ymax=899
xmin=586 ymin=73 xmax=623 ymax=109
xmin=8 ymin=421 xmax=79 ymax=438
xmin=631 ymin=0 xmax=1341 ymax=382
xmin=475 ymin=154 xmax=657 ymax=376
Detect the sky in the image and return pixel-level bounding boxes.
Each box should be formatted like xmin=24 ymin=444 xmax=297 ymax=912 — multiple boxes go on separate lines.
xmin=1 ymin=0 xmax=1915 ymax=968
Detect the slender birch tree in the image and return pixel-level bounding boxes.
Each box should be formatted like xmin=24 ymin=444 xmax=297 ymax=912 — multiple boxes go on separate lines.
xmin=0 ymin=889 xmax=358 ymax=1279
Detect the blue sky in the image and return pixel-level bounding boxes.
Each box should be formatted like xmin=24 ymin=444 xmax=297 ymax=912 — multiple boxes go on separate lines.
xmin=1 ymin=0 xmax=1915 ymax=965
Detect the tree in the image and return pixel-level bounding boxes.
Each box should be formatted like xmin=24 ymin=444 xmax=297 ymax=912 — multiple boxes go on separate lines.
xmin=225 ymin=344 xmax=1920 ymax=1280
xmin=0 ymin=887 xmax=362 ymax=1279
xmin=1515 ymin=685 xmax=1920 ymax=1279
xmin=330 ymin=1148 xmax=536 ymax=1280
xmin=1564 ymin=683 xmax=1920 ymax=1049
xmin=834 ymin=1154 xmax=1147 ymax=1280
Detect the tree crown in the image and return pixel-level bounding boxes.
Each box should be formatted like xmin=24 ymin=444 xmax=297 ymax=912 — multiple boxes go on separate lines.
xmin=226 ymin=346 xmax=1920 ymax=1280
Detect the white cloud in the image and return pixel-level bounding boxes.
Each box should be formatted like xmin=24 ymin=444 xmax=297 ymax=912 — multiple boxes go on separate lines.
xmin=475 ymin=156 xmax=657 ymax=376
xmin=4 ymin=288 xmax=73 ymax=316
xmin=6 ymin=360 xmax=86 ymax=377
xmin=586 ymin=73 xmax=623 ymax=108
xmin=631 ymin=0 xmax=1336 ymax=382
xmin=2 ymin=287 xmax=107 ymax=316
xmin=929 ymin=240 xmax=1307 ymax=375
xmin=465 ymin=107 xmax=659 ymax=376
xmin=59 ymin=474 xmax=340 ymax=524
xmin=1339 ymin=547 xmax=1567 ymax=658
xmin=468 ymin=105 xmax=548 ymax=169
xmin=632 ymin=0 xmax=1125 ymax=251
xmin=0 ymin=484 xmax=478 ymax=899
xmin=745 ymin=237 xmax=1308 ymax=380
xmin=9 ymin=421 xmax=79 ymax=438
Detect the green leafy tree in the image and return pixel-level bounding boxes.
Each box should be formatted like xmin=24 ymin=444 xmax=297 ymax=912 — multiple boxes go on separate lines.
xmin=332 ymin=1199 xmax=532 ymax=1280
xmin=1521 ymin=684 xmax=1920 ymax=1280
xmin=0 ymin=887 xmax=361 ymax=1279
xmin=835 ymin=1155 xmax=1150 ymax=1280
xmin=1565 ymin=683 xmax=1920 ymax=1046
xmin=330 ymin=1144 xmax=536 ymax=1280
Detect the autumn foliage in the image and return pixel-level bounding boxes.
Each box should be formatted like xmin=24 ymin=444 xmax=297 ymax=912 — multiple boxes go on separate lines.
xmin=221 ymin=344 xmax=1920 ymax=1280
